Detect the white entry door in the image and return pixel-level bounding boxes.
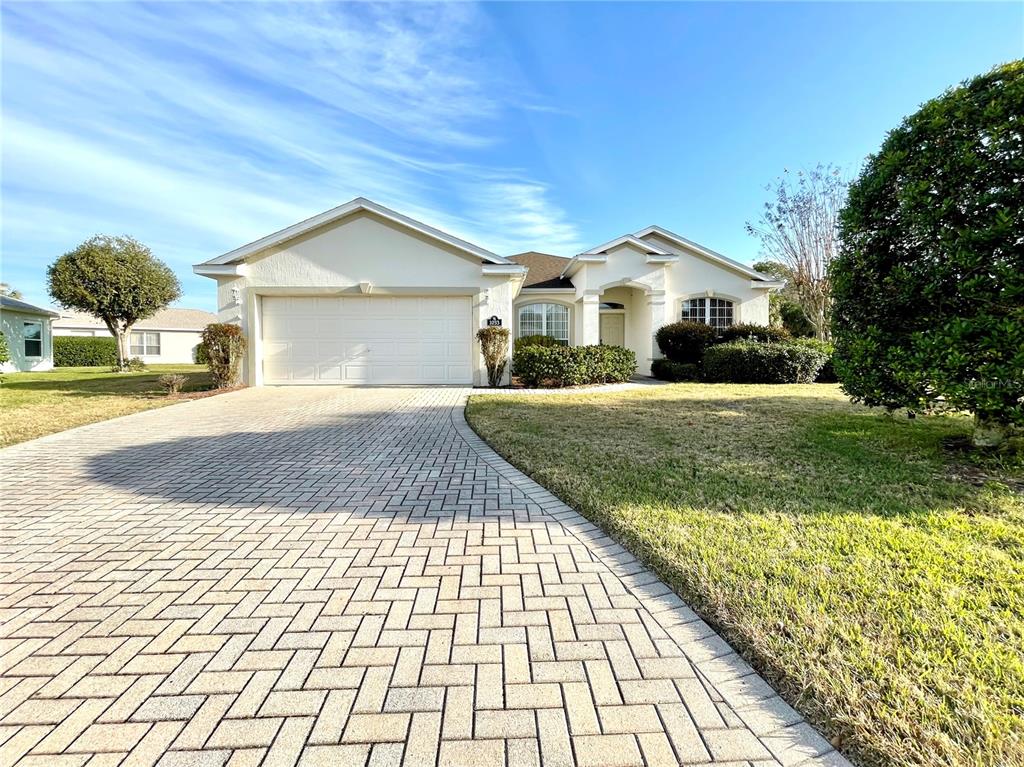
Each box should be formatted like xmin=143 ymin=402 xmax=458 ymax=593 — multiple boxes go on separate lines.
xmin=261 ymin=295 xmax=473 ymax=384
xmin=599 ymin=313 xmax=625 ymax=347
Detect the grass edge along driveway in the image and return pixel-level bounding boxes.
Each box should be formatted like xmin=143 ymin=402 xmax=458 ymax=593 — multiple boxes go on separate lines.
xmin=1 ymin=365 xmax=215 ymax=447
xmin=465 ymin=383 xmax=1024 ymax=767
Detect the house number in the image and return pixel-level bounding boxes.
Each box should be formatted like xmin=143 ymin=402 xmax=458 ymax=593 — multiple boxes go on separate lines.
xmin=486 ymin=316 xmax=502 ymax=327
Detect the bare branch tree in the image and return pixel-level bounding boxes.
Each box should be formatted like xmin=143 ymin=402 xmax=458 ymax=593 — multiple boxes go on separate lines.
xmin=746 ymin=165 xmax=848 ymax=340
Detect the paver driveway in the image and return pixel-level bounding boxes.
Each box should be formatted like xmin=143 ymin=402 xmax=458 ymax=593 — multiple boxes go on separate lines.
xmin=0 ymin=387 xmax=848 ymax=767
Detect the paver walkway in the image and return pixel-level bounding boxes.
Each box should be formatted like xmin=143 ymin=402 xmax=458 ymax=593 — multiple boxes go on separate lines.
xmin=0 ymin=387 xmax=849 ymax=767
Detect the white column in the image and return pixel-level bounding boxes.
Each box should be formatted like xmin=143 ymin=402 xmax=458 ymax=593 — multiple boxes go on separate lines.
xmin=646 ymin=290 xmax=668 ymax=374
xmin=581 ymin=293 xmax=601 ymax=345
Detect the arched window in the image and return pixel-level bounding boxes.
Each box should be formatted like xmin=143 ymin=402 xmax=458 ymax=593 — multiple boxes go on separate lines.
xmin=517 ymin=303 xmax=569 ymax=344
xmin=681 ymin=297 xmax=734 ymax=330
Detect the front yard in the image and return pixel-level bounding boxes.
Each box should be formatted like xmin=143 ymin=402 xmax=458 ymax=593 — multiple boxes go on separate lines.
xmin=0 ymin=365 xmax=213 ymax=446
xmin=466 ymin=384 xmax=1024 ymax=767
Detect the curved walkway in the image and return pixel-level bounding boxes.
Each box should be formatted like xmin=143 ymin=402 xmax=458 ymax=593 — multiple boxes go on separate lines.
xmin=0 ymin=387 xmax=848 ymax=767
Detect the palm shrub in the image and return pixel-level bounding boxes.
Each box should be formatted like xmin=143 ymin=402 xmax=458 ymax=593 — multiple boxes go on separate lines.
xmin=477 ymin=326 xmax=510 ymax=387
xmin=202 ymin=323 xmax=247 ymax=388
xmin=832 ymin=61 xmax=1024 ymax=446
xmin=655 ymin=321 xmax=717 ymax=364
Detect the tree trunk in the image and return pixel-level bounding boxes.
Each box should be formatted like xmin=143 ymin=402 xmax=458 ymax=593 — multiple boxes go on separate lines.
xmin=973 ymin=413 xmax=1008 ymax=448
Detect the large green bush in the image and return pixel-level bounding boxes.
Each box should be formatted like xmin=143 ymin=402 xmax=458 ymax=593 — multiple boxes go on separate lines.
xmin=513 ymin=334 xmax=560 ymax=353
xmin=791 ymin=338 xmax=837 ymax=382
xmin=53 ymin=336 xmax=118 ymax=367
xmin=514 ymin=344 xmax=636 ymax=387
xmin=702 ymin=340 xmax=828 ymax=384
xmin=717 ymin=323 xmax=791 ymax=344
xmin=655 ymin=321 xmax=717 ymax=364
xmin=832 ymin=62 xmax=1024 ymax=446
xmin=650 ymin=359 xmax=699 ymax=382
xmin=201 ymin=323 xmax=247 ymax=388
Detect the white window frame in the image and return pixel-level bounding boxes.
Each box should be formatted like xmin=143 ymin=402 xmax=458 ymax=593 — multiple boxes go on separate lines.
xmin=517 ymin=303 xmax=570 ymax=344
xmin=130 ymin=330 xmax=161 ymax=356
xmin=680 ymin=297 xmax=734 ymax=330
xmin=23 ymin=321 xmax=42 ymax=358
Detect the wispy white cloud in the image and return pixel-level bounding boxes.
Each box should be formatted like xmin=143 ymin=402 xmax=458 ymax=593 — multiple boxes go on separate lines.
xmin=1 ymin=2 xmax=582 ymax=308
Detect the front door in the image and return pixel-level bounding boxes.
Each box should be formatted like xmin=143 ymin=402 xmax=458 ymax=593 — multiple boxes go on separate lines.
xmin=599 ymin=313 xmax=625 ymax=347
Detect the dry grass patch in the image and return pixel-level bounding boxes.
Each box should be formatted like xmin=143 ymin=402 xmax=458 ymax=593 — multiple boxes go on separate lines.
xmin=466 ymin=383 xmax=1024 ymax=767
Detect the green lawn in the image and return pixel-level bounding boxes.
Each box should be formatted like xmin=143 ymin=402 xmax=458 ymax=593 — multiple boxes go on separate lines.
xmin=0 ymin=365 xmax=214 ymax=447
xmin=466 ymin=384 xmax=1024 ymax=767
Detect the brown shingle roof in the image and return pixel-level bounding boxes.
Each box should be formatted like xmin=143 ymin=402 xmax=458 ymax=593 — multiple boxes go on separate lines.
xmin=507 ymin=252 xmax=575 ymax=290
xmin=53 ymin=307 xmax=217 ymax=331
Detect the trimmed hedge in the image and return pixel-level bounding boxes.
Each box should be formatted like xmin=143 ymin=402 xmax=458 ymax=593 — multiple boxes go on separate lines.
xmin=54 ymin=336 xmax=118 ymax=367
xmin=513 ymin=334 xmax=560 ymax=353
xmin=717 ymin=323 xmax=791 ymax=344
xmin=791 ymin=338 xmax=836 ymax=382
xmin=651 ymin=359 xmax=699 ymax=382
xmin=702 ymin=340 xmax=829 ymax=384
xmin=655 ymin=321 xmax=717 ymax=364
xmin=514 ymin=344 xmax=636 ymax=387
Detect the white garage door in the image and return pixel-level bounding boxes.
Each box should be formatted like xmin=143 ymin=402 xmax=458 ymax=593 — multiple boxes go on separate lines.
xmin=261 ymin=295 xmax=473 ymax=385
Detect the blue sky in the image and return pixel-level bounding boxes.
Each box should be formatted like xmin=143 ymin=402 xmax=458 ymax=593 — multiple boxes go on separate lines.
xmin=2 ymin=2 xmax=1021 ymax=311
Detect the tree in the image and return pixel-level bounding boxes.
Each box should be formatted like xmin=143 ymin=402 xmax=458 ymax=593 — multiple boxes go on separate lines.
xmin=832 ymin=61 xmax=1024 ymax=447
xmin=0 ymin=283 xmax=23 ymax=299
xmin=753 ymin=260 xmax=815 ymax=337
xmin=48 ymin=236 xmax=181 ymax=370
xmin=746 ymin=165 xmax=848 ymax=340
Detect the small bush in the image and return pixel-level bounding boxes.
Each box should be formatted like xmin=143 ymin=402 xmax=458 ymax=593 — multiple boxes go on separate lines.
xmin=0 ymin=332 xmax=9 ymax=366
xmin=202 ymin=323 xmax=247 ymax=388
xmin=157 ymin=373 xmax=187 ymax=395
xmin=193 ymin=341 xmax=210 ymax=365
xmin=717 ymin=323 xmax=791 ymax=344
xmin=791 ymin=338 xmax=836 ymax=382
xmin=651 ymin=359 xmax=699 ymax=382
xmin=477 ymin=326 xmax=510 ymax=387
xmin=513 ymin=334 xmax=560 ymax=353
xmin=514 ymin=344 xmax=636 ymax=387
xmin=702 ymin=340 xmax=828 ymax=384
xmin=53 ymin=336 xmax=118 ymax=367
xmin=655 ymin=321 xmax=717 ymax=364
xmin=113 ymin=357 xmax=147 ymax=373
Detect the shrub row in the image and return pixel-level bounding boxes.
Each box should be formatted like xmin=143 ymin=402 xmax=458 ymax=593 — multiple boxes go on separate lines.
xmin=654 ymin=321 xmax=793 ymax=365
xmin=701 ymin=340 xmax=830 ymax=384
xmin=514 ymin=344 xmax=636 ymax=388
xmin=650 ymin=359 xmax=699 ymax=382
xmin=53 ymin=336 xmax=118 ymax=367
xmin=513 ymin=334 xmax=559 ymax=354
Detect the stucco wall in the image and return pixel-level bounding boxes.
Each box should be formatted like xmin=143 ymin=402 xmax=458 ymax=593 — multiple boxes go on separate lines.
xmin=213 ymin=211 xmax=520 ymax=386
xmin=1 ymin=310 xmax=54 ymax=372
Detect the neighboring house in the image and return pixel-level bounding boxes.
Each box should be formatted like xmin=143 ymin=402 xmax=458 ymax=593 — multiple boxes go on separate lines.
xmin=193 ymin=197 xmax=782 ymax=386
xmin=0 ymin=296 xmax=59 ymax=372
xmin=52 ymin=308 xmax=217 ymax=364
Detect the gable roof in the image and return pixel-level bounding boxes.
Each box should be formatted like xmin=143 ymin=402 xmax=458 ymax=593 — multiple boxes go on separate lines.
xmin=0 ymin=296 xmax=59 ymax=318
xmin=634 ymin=225 xmax=771 ymax=281
xmin=507 ymin=252 xmax=574 ymax=289
xmin=54 ymin=307 xmax=217 ymax=331
xmin=199 ymin=197 xmax=510 ymax=267
xmin=579 ymin=234 xmax=674 ymax=256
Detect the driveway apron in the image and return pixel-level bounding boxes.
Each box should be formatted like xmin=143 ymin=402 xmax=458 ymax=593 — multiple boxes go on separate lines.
xmin=0 ymin=387 xmax=848 ymax=767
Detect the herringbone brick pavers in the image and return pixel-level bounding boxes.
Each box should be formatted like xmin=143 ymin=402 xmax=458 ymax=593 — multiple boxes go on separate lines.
xmin=0 ymin=387 xmax=849 ymax=767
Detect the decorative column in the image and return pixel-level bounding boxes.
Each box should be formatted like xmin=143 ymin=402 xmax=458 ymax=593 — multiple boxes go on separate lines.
xmin=645 ymin=289 xmax=668 ymax=375
xmin=581 ymin=292 xmax=601 ymax=345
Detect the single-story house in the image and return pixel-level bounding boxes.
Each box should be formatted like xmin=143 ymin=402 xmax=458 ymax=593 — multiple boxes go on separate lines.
xmin=193 ymin=197 xmax=782 ymax=386
xmin=0 ymin=296 xmax=59 ymax=373
xmin=53 ymin=308 xmax=217 ymax=364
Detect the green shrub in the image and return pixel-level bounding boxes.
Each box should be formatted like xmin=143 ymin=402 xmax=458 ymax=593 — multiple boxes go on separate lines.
xmin=651 ymin=359 xmax=699 ymax=382
xmin=477 ymin=326 xmax=511 ymax=387
xmin=702 ymin=340 xmax=828 ymax=384
xmin=0 ymin=332 xmax=9 ymax=366
xmin=53 ymin=336 xmax=118 ymax=367
xmin=193 ymin=341 xmax=209 ymax=365
xmin=514 ymin=344 xmax=636 ymax=387
xmin=655 ymin=321 xmax=717 ymax=364
xmin=791 ymin=338 xmax=836 ymax=382
xmin=717 ymin=323 xmax=791 ymax=344
xmin=513 ymin=334 xmax=559 ymax=353
xmin=201 ymin=323 xmax=247 ymax=388
xmin=115 ymin=357 xmax=147 ymax=373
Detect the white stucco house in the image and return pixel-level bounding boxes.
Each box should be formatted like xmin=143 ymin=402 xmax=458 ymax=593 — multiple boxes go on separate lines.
xmin=53 ymin=308 xmax=217 ymax=364
xmin=0 ymin=296 xmax=59 ymax=373
xmin=193 ymin=198 xmax=781 ymax=386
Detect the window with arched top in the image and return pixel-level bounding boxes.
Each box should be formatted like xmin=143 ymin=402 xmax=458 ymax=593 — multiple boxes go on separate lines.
xmin=681 ymin=297 xmax=734 ymax=330
xmin=517 ymin=303 xmax=570 ymax=344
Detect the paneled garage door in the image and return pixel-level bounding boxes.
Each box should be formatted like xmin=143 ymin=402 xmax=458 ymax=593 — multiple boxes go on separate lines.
xmin=261 ymin=296 xmax=473 ymax=384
